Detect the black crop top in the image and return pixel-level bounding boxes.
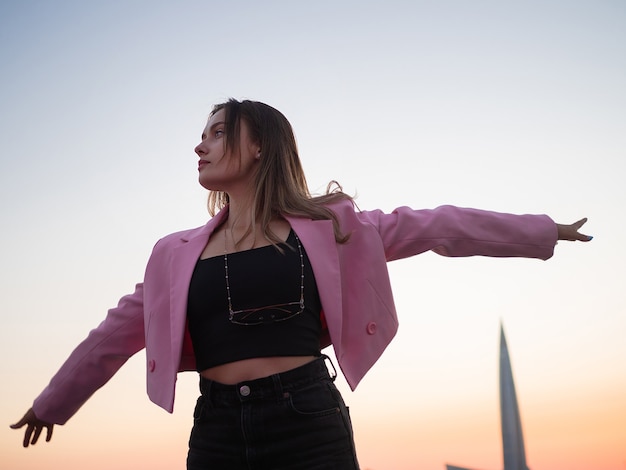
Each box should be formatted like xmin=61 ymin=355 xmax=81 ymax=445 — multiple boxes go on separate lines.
xmin=187 ymin=230 xmax=322 ymax=371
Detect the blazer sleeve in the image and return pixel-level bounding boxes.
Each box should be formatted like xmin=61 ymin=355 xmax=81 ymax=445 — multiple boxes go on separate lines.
xmin=31 ymin=284 xmax=145 ymax=425
xmin=357 ymin=205 xmax=558 ymax=261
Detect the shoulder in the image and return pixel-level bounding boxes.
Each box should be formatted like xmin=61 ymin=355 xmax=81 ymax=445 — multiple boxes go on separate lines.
xmin=324 ymin=198 xmax=390 ymax=225
xmin=159 ymin=224 xmax=207 ymax=243
xmin=324 ymin=197 xmax=354 ymax=210
xmin=149 ymin=224 xmax=208 ymax=254
xmin=151 ymin=206 xmax=227 ymax=251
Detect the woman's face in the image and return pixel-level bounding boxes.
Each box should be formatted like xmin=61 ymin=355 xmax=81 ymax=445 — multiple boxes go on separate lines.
xmin=195 ymin=108 xmax=260 ymax=193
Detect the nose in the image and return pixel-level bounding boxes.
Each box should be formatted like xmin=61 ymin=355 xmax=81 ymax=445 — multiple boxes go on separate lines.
xmin=195 ymin=142 xmax=205 ymax=156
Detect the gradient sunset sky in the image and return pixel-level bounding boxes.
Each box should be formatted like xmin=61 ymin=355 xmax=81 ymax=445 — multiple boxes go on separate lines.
xmin=1 ymin=1 xmax=624 ymax=469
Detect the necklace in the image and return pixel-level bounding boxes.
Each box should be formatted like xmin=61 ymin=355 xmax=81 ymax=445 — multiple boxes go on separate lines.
xmin=223 ymin=228 xmax=305 ymax=325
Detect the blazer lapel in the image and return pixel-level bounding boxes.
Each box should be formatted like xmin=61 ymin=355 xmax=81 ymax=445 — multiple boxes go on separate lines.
xmin=286 ymin=216 xmax=343 ymax=347
xmin=169 ymin=208 xmax=229 ymax=361
xmin=167 ymin=210 xmax=343 ymax=367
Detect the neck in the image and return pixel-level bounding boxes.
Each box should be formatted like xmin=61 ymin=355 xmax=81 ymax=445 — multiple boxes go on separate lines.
xmin=225 ymin=195 xmax=255 ymax=231
xmin=222 ymin=192 xmax=263 ymax=252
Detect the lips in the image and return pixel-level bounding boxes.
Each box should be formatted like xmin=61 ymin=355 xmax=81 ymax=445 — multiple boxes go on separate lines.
xmin=198 ymin=160 xmax=209 ymax=170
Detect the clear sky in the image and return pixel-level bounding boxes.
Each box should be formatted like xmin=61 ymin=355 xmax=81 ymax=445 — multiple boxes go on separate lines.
xmin=1 ymin=1 xmax=624 ymax=469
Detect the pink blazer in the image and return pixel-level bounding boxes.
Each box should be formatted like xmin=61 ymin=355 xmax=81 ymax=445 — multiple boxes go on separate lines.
xmin=32 ymin=200 xmax=557 ymax=424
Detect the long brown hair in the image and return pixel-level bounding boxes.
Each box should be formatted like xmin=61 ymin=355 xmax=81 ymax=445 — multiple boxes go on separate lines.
xmin=206 ymin=98 xmax=351 ymax=244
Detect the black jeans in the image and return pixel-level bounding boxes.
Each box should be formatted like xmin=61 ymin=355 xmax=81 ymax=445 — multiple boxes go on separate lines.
xmin=187 ymin=356 xmax=360 ymax=470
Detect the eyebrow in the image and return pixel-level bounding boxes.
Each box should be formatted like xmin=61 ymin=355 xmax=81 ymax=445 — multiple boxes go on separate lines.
xmin=201 ymin=120 xmax=225 ymax=140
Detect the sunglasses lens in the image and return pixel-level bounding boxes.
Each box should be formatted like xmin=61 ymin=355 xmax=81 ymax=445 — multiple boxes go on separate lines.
xmin=230 ymin=303 xmax=304 ymax=325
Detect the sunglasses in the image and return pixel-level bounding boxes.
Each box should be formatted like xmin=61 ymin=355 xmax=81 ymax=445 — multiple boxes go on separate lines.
xmin=225 ymin=233 xmax=305 ymax=326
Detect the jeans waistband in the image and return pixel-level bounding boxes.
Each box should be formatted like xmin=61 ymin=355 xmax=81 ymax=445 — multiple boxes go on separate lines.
xmin=198 ymin=355 xmax=336 ymax=403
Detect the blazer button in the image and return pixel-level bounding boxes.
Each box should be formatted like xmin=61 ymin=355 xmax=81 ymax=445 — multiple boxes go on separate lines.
xmin=148 ymin=359 xmax=156 ymax=372
xmin=366 ymin=322 xmax=377 ymax=335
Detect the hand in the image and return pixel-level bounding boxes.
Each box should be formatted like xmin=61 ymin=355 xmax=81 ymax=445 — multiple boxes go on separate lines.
xmin=556 ymin=218 xmax=593 ymax=242
xmin=10 ymin=408 xmax=54 ymax=448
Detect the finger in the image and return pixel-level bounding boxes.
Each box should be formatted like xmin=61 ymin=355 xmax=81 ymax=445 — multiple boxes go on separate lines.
xmin=31 ymin=426 xmax=43 ymax=445
xmin=46 ymin=425 xmax=54 ymax=442
xmin=23 ymin=424 xmax=34 ymax=448
xmin=10 ymin=413 xmax=29 ymax=429
xmin=10 ymin=410 xmax=32 ymax=429
xmin=573 ymin=217 xmax=588 ymax=230
xmin=571 ymin=218 xmax=592 ymax=242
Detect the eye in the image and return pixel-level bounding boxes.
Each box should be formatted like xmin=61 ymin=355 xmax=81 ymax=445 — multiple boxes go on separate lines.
xmin=214 ymin=129 xmax=224 ymax=138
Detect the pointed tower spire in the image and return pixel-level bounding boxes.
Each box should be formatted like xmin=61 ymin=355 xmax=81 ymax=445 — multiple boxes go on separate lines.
xmin=499 ymin=323 xmax=530 ymax=470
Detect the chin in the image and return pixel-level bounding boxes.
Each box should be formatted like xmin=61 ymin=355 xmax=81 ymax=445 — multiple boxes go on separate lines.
xmin=198 ymin=177 xmax=224 ymax=192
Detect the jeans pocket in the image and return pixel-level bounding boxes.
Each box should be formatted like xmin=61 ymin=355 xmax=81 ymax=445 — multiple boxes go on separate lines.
xmin=192 ymin=396 xmax=206 ymax=423
xmin=286 ymin=381 xmax=342 ymax=418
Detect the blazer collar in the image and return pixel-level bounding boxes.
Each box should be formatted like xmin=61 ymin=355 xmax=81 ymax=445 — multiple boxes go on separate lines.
xmin=168 ymin=207 xmax=229 ymax=362
xmin=167 ymin=208 xmax=343 ymax=366
xmin=285 ymin=215 xmax=343 ymax=349
xmin=179 ymin=206 xmax=229 ymax=243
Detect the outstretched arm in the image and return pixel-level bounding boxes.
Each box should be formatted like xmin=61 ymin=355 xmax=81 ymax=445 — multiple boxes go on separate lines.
xmin=556 ymin=218 xmax=593 ymax=242
xmin=10 ymin=408 xmax=53 ymax=448
xmin=20 ymin=283 xmax=146 ymax=429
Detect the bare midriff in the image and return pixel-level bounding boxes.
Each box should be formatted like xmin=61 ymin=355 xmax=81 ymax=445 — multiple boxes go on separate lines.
xmin=199 ymin=355 xmax=318 ymax=384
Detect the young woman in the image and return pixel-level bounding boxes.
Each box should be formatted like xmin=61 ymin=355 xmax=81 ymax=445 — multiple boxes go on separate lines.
xmin=12 ymin=99 xmax=591 ymax=469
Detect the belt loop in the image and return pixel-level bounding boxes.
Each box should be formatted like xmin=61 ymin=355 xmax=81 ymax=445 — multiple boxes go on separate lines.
xmin=271 ymin=373 xmax=284 ymax=397
xmin=201 ymin=377 xmax=214 ymax=406
xmin=322 ymin=354 xmax=337 ymax=382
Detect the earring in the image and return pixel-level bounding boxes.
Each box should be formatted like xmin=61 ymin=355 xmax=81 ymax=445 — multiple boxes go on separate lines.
xmin=256 ymin=152 xmax=261 ymax=159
